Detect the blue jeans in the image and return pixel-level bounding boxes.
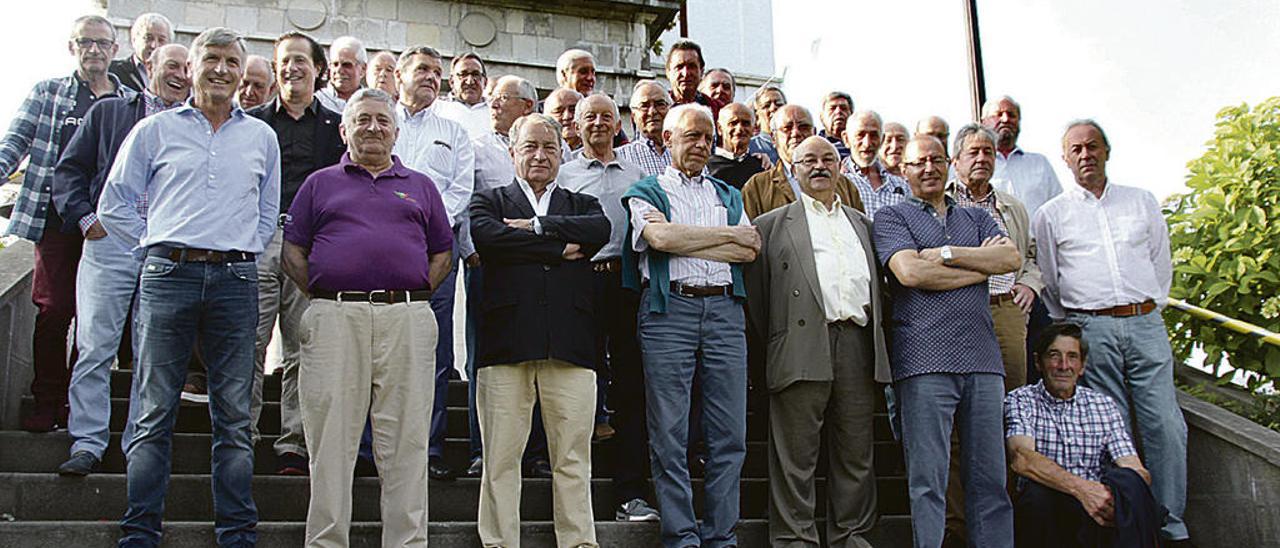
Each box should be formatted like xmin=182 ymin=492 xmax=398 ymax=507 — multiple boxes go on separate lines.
xmin=1069 ymin=310 xmax=1188 ymax=540
xmin=638 ymin=291 xmax=747 ymax=548
xmin=428 ymin=260 xmax=456 ymax=459
xmin=119 ymin=256 xmax=258 ymax=547
xmin=68 ymin=233 xmax=141 ymax=459
xmin=897 ymin=372 xmax=1013 ymax=548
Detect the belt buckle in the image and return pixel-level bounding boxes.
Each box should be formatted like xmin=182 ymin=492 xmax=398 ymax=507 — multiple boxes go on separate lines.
xmin=368 ymin=289 xmax=390 ymax=303
xmin=674 ymin=283 xmax=692 ymax=298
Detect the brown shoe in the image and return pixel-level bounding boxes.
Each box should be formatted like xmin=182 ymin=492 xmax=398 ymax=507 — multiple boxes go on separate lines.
xmin=593 ymin=422 xmax=616 ymax=442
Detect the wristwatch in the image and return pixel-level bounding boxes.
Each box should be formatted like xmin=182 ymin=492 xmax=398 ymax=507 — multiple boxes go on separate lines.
xmin=940 ymin=245 xmax=954 ymax=265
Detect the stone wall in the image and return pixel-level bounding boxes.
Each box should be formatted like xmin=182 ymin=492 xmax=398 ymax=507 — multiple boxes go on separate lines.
xmin=0 ymin=242 xmax=36 ymax=430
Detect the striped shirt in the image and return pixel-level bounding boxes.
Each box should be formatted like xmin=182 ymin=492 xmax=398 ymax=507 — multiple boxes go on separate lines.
xmin=992 ymin=147 xmax=1062 ymax=216
xmin=628 ymin=166 xmax=748 ymax=285
xmin=1005 ymin=381 xmax=1137 ymax=487
xmin=841 ymin=157 xmax=912 ymax=220
xmin=950 ymin=181 xmax=1016 ymax=296
xmin=615 ymin=136 xmax=671 ymax=177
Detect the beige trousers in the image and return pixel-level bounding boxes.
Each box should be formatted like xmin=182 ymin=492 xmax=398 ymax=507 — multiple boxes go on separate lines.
xmin=298 ymin=299 xmax=437 ymax=548
xmin=477 ymin=359 xmax=598 ymax=548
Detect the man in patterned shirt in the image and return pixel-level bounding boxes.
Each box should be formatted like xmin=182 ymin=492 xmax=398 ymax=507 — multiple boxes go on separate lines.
xmin=615 ymin=80 xmax=672 ymax=176
xmin=1005 ymin=322 xmax=1160 ymax=547
xmin=841 ymin=110 xmax=911 ymax=220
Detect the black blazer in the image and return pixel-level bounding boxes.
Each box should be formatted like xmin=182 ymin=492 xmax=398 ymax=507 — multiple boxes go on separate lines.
xmin=109 ymin=58 xmax=146 ymax=93
xmin=469 ymin=181 xmax=611 ymax=370
xmin=247 ymin=98 xmax=347 ymax=206
xmin=52 ymin=93 xmax=145 ymax=233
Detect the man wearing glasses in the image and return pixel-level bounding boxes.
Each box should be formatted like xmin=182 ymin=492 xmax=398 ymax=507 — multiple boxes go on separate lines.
xmin=438 ymin=52 xmax=490 ymax=140
xmin=873 ymin=135 xmax=1021 ymax=548
xmin=616 ymin=80 xmax=674 ymax=177
xmin=1 ymin=15 xmax=130 ymax=433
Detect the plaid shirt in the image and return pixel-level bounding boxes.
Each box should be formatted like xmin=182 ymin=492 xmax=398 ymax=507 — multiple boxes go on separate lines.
xmin=1004 ymin=381 xmax=1137 ymax=488
xmin=841 ymin=157 xmax=912 ymax=220
xmin=615 ymin=136 xmax=672 ymax=177
xmin=950 ymin=181 xmax=1016 ymax=295
xmin=1 ymin=72 xmax=128 ymax=240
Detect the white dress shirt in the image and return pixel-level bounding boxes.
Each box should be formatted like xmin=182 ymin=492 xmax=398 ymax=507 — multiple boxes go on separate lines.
xmin=629 ymin=166 xmax=749 ymax=286
xmin=1032 ymin=181 xmax=1171 ymax=319
xmin=517 ymin=178 xmax=557 ymax=216
xmin=800 ymin=192 xmax=871 ymax=325
xmin=315 ymin=86 xmax=347 ymax=115
xmin=393 ymin=101 xmax=475 ymax=228
xmin=457 ymin=130 xmax=515 ymax=259
xmin=436 ymin=96 xmax=492 ymax=140
xmin=992 ymin=147 xmax=1062 ymax=216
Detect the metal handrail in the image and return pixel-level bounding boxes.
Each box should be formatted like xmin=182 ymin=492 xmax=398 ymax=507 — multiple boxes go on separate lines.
xmin=1168 ymin=297 xmax=1280 ymax=347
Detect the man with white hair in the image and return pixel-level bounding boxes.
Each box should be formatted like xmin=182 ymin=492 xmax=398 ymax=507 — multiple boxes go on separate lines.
xmin=110 ymin=12 xmax=172 ymax=93
xmin=622 ymin=103 xmax=760 ymax=547
xmin=742 ymin=104 xmax=864 ymax=219
xmin=365 ymin=50 xmax=398 ymax=100
xmin=316 ymin=36 xmax=366 ymax=113
xmin=236 ymin=54 xmax=276 ymax=110
xmin=841 ymin=110 xmax=912 ymax=220
xmin=616 ymin=80 xmax=674 ymax=176
xmin=544 ymin=87 xmax=584 ymax=153
xmin=556 ymin=48 xmax=596 ymax=96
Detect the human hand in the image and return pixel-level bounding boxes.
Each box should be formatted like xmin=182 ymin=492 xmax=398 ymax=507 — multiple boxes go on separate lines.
xmin=85 ymin=221 xmax=107 ymax=240
xmin=642 ymin=210 xmax=669 ymax=224
xmin=562 ymin=243 xmax=586 ymax=261
xmin=731 ymin=226 xmax=762 ymax=251
xmin=504 ymin=218 xmax=534 ymax=231
xmin=981 ymin=235 xmax=1011 ymax=247
xmin=1075 ymin=480 xmax=1115 ymax=527
xmin=465 ymin=253 xmax=481 ymax=268
xmin=919 ymin=247 xmax=943 ymax=264
xmin=1012 ymin=283 xmax=1036 ymax=314
xmin=754 ymin=153 xmax=773 ymax=170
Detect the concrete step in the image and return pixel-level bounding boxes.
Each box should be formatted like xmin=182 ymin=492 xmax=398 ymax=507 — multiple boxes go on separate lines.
xmin=0 ymin=518 xmax=913 ymax=547
xmin=0 ymin=473 xmax=910 ymax=521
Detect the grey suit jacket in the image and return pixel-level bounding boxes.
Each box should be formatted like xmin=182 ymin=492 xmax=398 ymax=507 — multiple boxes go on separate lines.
xmin=744 ymin=199 xmax=892 ymax=392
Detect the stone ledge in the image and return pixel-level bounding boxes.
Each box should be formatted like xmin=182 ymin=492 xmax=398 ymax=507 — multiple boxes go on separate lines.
xmin=1179 ymin=390 xmax=1280 ymax=468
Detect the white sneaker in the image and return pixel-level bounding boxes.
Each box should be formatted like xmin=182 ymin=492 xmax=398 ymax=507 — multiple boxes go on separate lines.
xmin=616 ymin=498 xmax=660 ymax=522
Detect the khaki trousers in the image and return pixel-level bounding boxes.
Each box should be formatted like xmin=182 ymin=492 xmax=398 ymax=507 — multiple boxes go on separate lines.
xmin=252 ymin=229 xmax=309 ymax=453
xmin=477 ymin=359 xmax=598 ymax=548
xmin=298 ymin=299 xmax=437 ymax=548
xmin=944 ymin=298 xmax=1027 ymax=541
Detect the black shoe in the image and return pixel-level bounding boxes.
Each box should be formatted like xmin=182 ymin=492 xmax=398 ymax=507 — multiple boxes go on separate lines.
xmin=58 ymin=450 xmax=100 ymax=476
xmin=523 ymin=458 xmax=553 ymax=478
xmin=275 ymin=452 xmax=309 ymax=476
xmin=465 ymin=457 xmax=483 ymax=477
xmin=429 ymin=458 xmax=455 ymax=481
xmin=21 ymin=405 xmax=58 ymax=433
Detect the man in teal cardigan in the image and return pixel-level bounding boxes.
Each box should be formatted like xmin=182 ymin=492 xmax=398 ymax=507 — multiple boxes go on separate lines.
xmin=621 ymin=103 xmax=760 ymax=548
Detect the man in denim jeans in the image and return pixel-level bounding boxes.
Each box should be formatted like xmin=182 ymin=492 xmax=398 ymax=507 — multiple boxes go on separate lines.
xmin=98 ymin=27 xmax=281 ymax=547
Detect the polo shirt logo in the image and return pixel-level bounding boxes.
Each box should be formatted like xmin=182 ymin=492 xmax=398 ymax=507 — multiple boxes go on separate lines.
xmin=393 ymin=191 xmax=417 ymax=204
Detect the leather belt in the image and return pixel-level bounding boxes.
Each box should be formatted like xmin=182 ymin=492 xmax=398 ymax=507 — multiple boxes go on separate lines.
xmin=592 ymin=258 xmax=622 ymax=273
xmin=989 ymin=292 xmax=1015 ymax=305
xmin=668 ymin=282 xmax=731 ymax=298
xmin=311 ymin=289 xmax=433 ymax=304
xmin=148 ymin=246 xmax=254 ymax=263
xmin=1069 ymin=300 xmax=1156 ymax=318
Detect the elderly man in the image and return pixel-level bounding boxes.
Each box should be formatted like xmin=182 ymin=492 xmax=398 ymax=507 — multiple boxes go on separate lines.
xmin=559 ymin=92 xmax=660 ymax=522
xmin=917 ymin=116 xmax=951 ymax=153
xmin=819 ymin=91 xmax=853 ymax=159
xmin=622 ymin=103 xmax=759 ymax=547
xmin=841 ymin=110 xmax=912 ymax=220
xmin=1033 ymin=120 xmax=1191 ymax=546
xmin=749 ymin=85 xmax=785 ymax=163
xmin=236 ymin=54 xmax=276 ymax=110
xmin=943 ymin=123 xmax=1043 ymax=544
xmin=616 ymin=80 xmax=673 ymax=176
xmin=707 ymin=102 xmax=768 ymax=188
xmin=545 ymin=87 xmax=584 ymax=152
xmin=366 ymin=50 xmax=398 ymax=100
xmin=699 ymin=67 xmax=736 ymax=106
xmin=742 ymin=104 xmax=863 ymax=219
xmin=316 ymin=36 xmax=365 ymax=113
xmin=99 ymin=27 xmax=280 ymax=546
xmin=746 ymin=136 xmax=891 ymax=547
xmin=2 ymin=15 xmax=129 ymax=432
xmin=1006 ymin=322 xmax=1163 ymax=548
xmin=982 ymin=95 xmax=1061 ymax=216
xmin=52 ymin=42 xmax=190 ymax=476
xmin=470 ymin=113 xmax=610 ymax=548
xmin=873 ymin=135 xmax=1020 ymax=548
xmin=283 ymin=88 xmax=452 ymax=548
xmin=109 ymin=13 xmax=172 ymax=93
xmin=556 ymin=48 xmax=596 ymax=96
xmin=438 ymin=52 xmax=490 ymax=139
xmin=879 ymin=122 xmax=909 ymax=177
xmin=666 ymin=40 xmax=722 ymax=118
xmin=393 ymin=45 xmax=476 ymax=480
xmin=248 ymin=31 xmax=347 ymax=476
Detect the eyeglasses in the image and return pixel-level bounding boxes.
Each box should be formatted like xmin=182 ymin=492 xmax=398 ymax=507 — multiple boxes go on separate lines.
xmin=74 ymin=38 xmax=115 ymax=51
xmin=454 ymin=70 xmax=485 ymax=81
xmin=632 ymin=100 xmax=670 ymax=111
xmin=903 ymin=156 xmax=949 ymax=169
xmin=489 ymin=94 xmax=528 ymax=105
xmin=794 ymin=156 xmax=839 ymax=168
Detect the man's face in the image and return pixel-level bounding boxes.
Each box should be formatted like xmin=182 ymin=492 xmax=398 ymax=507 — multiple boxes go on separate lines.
xmin=340 ymin=99 xmax=399 ymax=163
xmin=880 ymin=124 xmax=909 ymax=169
xmin=329 ymin=47 xmax=365 ymax=95
xmin=718 ymin=104 xmax=754 ymax=153
xmin=845 ymin=114 xmax=882 ymax=167
xmin=754 ymin=89 xmax=785 ymax=134
xmin=146 ymin=45 xmax=190 ymax=104
xmin=982 ymin=99 xmax=1021 ymax=149
xmin=1037 ymin=335 xmax=1085 ymax=398
xmin=192 ymin=42 xmax=244 ymax=104
xmin=237 ymin=57 xmax=274 ymax=109
xmin=666 ymin=48 xmax=703 ymax=99
xmin=512 ymin=122 xmax=562 ymax=186
xmin=772 ymin=105 xmax=815 ymax=164
xmin=565 ymin=58 xmax=596 ymax=96
xmin=276 ymin=37 xmax=318 ymax=101
xmin=1062 ymin=124 xmax=1109 ymax=184
xmin=902 ymin=138 xmax=949 ymax=199
xmin=576 ymin=96 xmax=619 ymax=150
xmin=822 ymin=97 xmax=852 ymax=137
xmin=488 ymin=80 xmax=532 ymax=134
xmin=955 ymin=133 xmax=996 ymax=186
xmin=664 ymin=110 xmax=715 ymax=174
xmin=918 ymin=118 xmax=950 ymax=152
xmin=366 ymin=53 xmax=398 ymax=98
xmin=630 ymin=84 xmax=671 ymax=142
xmin=793 ymin=137 xmax=841 ymax=197
xmin=545 ymin=91 xmax=581 ymax=146
xmin=699 ymin=70 xmax=734 ymax=105
xmin=449 ymin=57 xmax=486 ymax=105
xmin=133 ymin=21 xmax=170 ymax=63
xmin=70 ymin=22 xmax=118 ymax=77
xmin=397 ymin=53 xmax=442 ymax=107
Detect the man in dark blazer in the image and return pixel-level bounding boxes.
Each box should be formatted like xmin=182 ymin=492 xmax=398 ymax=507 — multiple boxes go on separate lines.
xmin=469 ymin=113 xmax=610 ymax=548
xmin=109 ymin=13 xmax=173 ymax=93
xmin=745 ymin=136 xmax=891 ymax=548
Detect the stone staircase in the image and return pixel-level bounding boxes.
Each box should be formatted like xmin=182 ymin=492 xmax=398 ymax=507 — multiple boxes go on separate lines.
xmin=0 ymin=369 xmax=912 ymax=546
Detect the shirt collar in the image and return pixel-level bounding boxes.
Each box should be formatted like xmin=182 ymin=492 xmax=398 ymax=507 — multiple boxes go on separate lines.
xmin=948 ymin=179 xmax=998 ymax=204
xmin=715 ymin=147 xmax=748 ymax=161
xmin=1069 ymin=179 xmax=1111 ymax=202
xmin=272 ymin=97 xmax=319 ymax=117
xmin=800 ymin=190 xmax=842 ymax=215
xmin=908 ymin=194 xmax=955 ymax=211
xmin=142 ymin=90 xmax=183 ymax=111
xmin=176 ymin=98 xmax=246 ymax=121
xmin=516 ymin=177 xmax=558 ymax=198
xmin=397 ymin=100 xmax=437 ymax=120
xmin=663 ymin=165 xmax=704 ymax=186
xmin=998 ymin=146 xmax=1024 ymax=160
xmin=340 ymin=152 xmax=412 ymax=179
xmin=1033 ymin=380 xmax=1077 ymax=404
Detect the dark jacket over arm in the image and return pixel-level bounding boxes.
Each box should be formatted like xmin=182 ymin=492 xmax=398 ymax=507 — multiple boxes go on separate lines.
xmin=52 ymin=94 xmax=146 ymax=233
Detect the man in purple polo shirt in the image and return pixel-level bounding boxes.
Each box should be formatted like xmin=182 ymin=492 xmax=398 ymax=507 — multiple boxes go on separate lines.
xmin=281 ymin=88 xmax=452 ymax=547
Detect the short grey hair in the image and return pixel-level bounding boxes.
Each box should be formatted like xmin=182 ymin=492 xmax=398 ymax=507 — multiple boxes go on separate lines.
xmin=330 ymin=36 xmax=368 ymax=64
xmin=953 ymin=123 xmax=997 ymax=153
xmin=244 ymin=54 xmax=275 ymax=86
xmin=575 ymin=93 xmax=620 ymax=125
xmin=451 ymin=51 xmax=486 ymax=76
xmin=1062 ymin=119 xmax=1111 ymax=150
xmin=822 ymin=91 xmax=854 ymax=111
xmin=629 ymin=79 xmax=670 ymax=107
xmin=556 ymin=49 xmax=595 ymax=87
xmin=663 ymin=103 xmax=714 ymax=133
xmin=131 ymin=13 xmax=174 ymax=41
xmin=981 ymin=94 xmax=1021 ymax=119
xmin=397 ymin=45 xmax=442 ymax=70
xmin=189 ymin=27 xmax=246 ymax=63
xmin=753 ymin=84 xmax=787 ymax=107
xmin=342 ymin=88 xmax=398 ymax=126
xmin=495 ymin=75 xmax=537 ymax=103
xmin=509 ymin=113 xmax=564 ymax=147
xmin=705 ymin=67 xmax=736 ymax=88
xmin=71 ymin=15 xmax=113 ymax=39
xmin=848 ymin=109 xmax=883 ymax=132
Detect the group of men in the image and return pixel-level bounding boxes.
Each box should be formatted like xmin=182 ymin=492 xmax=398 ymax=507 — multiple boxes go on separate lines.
xmin=0 ymin=11 xmax=1194 ymax=548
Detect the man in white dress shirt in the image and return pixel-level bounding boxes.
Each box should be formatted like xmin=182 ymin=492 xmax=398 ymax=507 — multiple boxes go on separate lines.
xmin=982 ymin=95 xmax=1062 ymax=217
xmin=437 ymin=52 xmax=491 ymax=139
xmin=315 ymin=36 xmax=365 ymax=113
xmin=392 ymin=44 xmax=476 ymax=480
xmin=1032 ymin=119 xmax=1191 ymax=547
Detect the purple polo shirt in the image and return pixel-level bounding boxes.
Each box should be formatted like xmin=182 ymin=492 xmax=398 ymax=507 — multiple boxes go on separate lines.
xmin=284 ymin=154 xmax=453 ymax=292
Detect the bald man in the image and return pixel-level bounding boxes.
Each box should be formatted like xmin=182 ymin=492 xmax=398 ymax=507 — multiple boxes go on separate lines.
xmin=236 ymin=54 xmax=275 ymax=110
xmin=843 ymin=110 xmax=912 ymax=220
xmin=746 ymin=136 xmax=890 ymax=547
xmin=916 ymin=116 xmax=951 ymax=155
xmin=742 ymin=104 xmax=863 ymax=219
xmin=707 ymin=102 xmax=768 ymax=188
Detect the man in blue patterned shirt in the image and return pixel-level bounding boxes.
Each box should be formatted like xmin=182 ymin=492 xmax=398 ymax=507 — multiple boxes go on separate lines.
xmin=841 ymin=110 xmax=912 ymax=220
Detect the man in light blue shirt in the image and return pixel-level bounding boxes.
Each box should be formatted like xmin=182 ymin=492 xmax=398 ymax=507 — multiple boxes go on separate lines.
xmin=98 ymin=28 xmax=279 ymax=547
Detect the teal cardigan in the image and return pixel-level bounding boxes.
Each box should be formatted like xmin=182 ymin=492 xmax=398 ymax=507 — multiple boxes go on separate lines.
xmin=621 ymin=174 xmax=747 ymax=313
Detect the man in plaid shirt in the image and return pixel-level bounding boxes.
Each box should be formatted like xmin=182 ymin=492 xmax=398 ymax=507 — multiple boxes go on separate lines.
xmin=0 ymin=15 xmax=130 ymax=432
xmin=1005 ymin=322 xmax=1161 ymax=547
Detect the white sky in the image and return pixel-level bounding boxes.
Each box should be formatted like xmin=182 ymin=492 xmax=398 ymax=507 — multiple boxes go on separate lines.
xmin=5 ymin=0 xmax=1280 ymax=201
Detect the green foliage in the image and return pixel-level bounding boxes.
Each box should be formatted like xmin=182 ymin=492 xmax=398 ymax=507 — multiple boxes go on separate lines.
xmin=1179 ymin=382 xmax=1280 ymax=433
xmin=1165 ymin=97 xmax=1280 ymax=390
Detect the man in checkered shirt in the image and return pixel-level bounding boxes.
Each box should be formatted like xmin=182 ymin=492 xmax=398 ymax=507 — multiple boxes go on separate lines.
xmin=1005 ymin=322 xmax=1162 ymax=547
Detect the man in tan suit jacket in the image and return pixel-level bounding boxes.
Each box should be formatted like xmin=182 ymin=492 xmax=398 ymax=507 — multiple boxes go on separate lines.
xmin=741 ymin=105 xmax=864 ymax=219
xmin=744 ymin=137 xmax=889 ymax=548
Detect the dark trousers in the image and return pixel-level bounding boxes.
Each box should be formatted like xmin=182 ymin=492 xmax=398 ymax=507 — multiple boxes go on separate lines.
xmin=427 ymin=261 xmax=457 ymax=459
xmin=596 ymin=269 xmax=651 ymax=504
xmin=1015 ymin=481 xmax=1098 ymax=547
xmin=30 ymin=215 xmax=83 ymax=411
